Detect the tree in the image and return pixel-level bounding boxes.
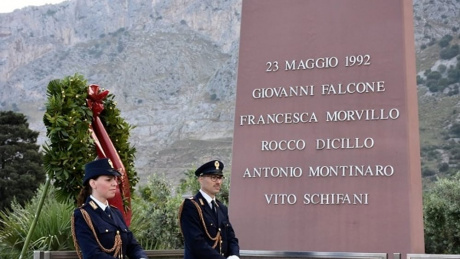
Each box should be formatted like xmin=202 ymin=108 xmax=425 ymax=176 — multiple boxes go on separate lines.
xmin=424 ymin=172 xmax=460 ymax=253
xmin=0 ymin=111 xmax=45 ymax=211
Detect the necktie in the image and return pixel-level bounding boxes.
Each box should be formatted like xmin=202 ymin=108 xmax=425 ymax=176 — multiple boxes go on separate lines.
xmin=104 ymin=206 xmax=112 ymax=218
xmin=211 ymin=200 xmax=217 ymax=215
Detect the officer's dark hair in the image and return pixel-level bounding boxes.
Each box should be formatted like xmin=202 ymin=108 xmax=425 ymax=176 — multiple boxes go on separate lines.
xmin=77 ymin=182 xmax=93 ymax=207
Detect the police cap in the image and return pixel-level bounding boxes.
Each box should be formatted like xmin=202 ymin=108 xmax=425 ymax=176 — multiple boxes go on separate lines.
xmin=195 ymin=160 xmax=224 ymax=176
xmin=83 ymin=158 xmax=121 ymax=185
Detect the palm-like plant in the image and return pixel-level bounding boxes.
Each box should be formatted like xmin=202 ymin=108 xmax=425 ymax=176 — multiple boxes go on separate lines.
xmin=0 ymin=184 xmax=74 ymax=258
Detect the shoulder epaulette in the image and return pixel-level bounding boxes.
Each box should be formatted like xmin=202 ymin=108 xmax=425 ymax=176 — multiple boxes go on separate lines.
xmin=89 ymin=200 xmax=98 ymax=210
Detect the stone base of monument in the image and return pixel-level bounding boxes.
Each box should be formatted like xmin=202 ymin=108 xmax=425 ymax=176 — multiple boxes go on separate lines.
xmin=33 ymin=250 xmax=460 ymax=259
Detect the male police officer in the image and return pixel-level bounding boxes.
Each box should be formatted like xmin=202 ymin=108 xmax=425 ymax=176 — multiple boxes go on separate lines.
xmin=179 ymin=160 xmax=240 ymax=259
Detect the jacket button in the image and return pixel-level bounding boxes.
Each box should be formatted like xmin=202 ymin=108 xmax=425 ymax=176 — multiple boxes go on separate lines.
xmin=105 ymin=229 xmax=108 ymax=232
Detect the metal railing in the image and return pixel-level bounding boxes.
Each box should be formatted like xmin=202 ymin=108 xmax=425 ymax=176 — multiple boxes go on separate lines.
xmin=240 ymin=250 xmax=387 ymax=258
xmin=407 ymin=255 xmax=460 ymax=259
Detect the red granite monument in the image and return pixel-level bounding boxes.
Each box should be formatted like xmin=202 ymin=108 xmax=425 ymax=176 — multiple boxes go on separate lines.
xmin=229 ymin=0 xmax=424 ymax=255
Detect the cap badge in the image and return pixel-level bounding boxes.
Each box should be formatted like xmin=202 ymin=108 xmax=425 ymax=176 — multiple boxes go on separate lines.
xmin=214 ymin=161 xmax=220 ymax=169
xmin=107 ymin=159 xmax=114 ymax=168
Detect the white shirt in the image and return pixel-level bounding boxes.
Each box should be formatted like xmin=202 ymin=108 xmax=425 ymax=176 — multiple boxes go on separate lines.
xmin=199 ymin=189 xmax=215 ymax=210
xmin=90 ymin=195 xmax=109 ymax=211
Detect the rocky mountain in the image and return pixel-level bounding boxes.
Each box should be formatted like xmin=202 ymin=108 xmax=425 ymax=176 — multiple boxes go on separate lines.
xmin=412 ymin=0 xmax=459 ymax=49
xmin=0 ymin=0 xmax=459 ymax=184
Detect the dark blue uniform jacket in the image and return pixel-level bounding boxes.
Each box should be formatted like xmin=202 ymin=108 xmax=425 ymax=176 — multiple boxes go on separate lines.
xmin=73 ymin=197 xmax=147 ymax=259
xmin=180 ymin=192 xmax=240 ymax=259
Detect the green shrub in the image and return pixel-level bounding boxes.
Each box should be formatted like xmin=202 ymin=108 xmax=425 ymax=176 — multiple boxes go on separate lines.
xmin=447 ymin=67 xmax=460 ymax=83
xmin=438 ymin=78 xmax=449 ymax=88
xmin=0 ymin=184 xmax=74 ymax=258
xmin=427 ymin=71 xmax=442 ymax=80
xmin=416 ymin=75 xmax=425 ymax=84
xmin=437 ymin=64 xmax=447 ymax=73
xmin=177 ymin=169 xmax=200 ymax=195
xmin=440 ymin=44 xmax=459 ymax=60
xmin=422 ymin=167 xmax=436 ymax=177
xmin=450 ymin=123 xmax=460 ymax=137
xmin=424 ymin=69 xmax=432 ymax=77
xmin=426 ymin=80 xmax=439 ymax=92
xmin=447 ymin=87 xmax=459 ymax=96
xmin=438 ymin=34 xmax=453 ymax=48
xmin=130 ymin=173 xmax=184 ymax=250
xmin=130 ymin=169 xmax=231 ymax=250
xmin=424 ymin=172 xmax=460 ymax=253
xmin=438 ymin=163 xmax=449 ymax=172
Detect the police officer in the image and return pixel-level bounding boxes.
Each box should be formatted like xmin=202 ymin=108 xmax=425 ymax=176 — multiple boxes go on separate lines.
xmin=71 ymin=158 xmax=148 ymax=259
xmin=179 ymin=160 xmax=240 ymax=259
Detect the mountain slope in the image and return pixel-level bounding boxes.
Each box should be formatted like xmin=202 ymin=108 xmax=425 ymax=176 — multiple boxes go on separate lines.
xmin=0 ymin=0 xmax=459 ymax=184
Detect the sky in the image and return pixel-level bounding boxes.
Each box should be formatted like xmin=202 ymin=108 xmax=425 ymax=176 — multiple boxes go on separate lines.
xmin=0 ymin=0 xmax=67 ymax=13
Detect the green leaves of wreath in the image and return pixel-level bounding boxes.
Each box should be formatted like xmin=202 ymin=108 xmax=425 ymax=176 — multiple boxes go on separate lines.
xmin=42 ymin=74 xmax=139 ymax=203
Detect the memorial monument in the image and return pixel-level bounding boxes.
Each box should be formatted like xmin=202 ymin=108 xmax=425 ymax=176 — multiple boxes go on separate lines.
xmin=229 ymin=0 xmax=424 ymax=255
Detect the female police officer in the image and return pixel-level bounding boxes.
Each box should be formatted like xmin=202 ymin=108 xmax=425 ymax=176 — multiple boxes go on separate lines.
xmin=71 ymin=158 xmax=148 ymax=259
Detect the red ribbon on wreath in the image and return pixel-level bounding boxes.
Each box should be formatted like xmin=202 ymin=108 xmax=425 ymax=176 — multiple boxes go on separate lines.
xmin=87 ymin=84 xmax=132 ymax=226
